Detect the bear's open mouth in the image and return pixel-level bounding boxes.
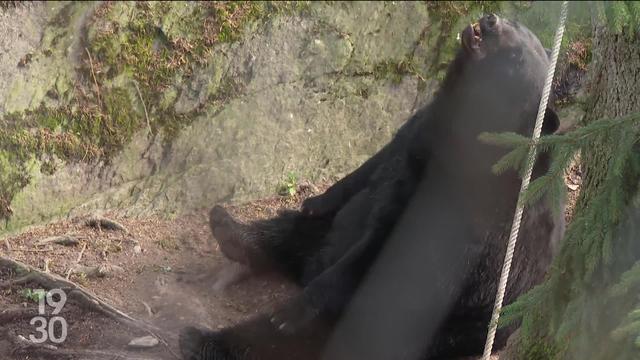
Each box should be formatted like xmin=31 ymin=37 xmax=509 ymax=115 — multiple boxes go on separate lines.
xmin=462 ymin=22 xmax=483 ymax=53
xmin=473 ymin=23 xmax=482 ymax=41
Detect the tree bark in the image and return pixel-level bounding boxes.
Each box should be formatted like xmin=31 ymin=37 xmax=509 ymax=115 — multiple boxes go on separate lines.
xmin=577 ymin=26 xmax=639 ymax=208
xmin=553 ymin=24 xmax=640 ymax=360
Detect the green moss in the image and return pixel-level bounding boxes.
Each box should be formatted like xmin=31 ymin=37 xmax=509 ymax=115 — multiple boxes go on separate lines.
xmin=1 ymin=1 xmax=596 ymax=230
xmin=101 ymin=88 xmax=140 ymax=154
xmin=0 ymin=1 xmax=22 ymax=10
xmin=159 ymin=87 xmax=179 ymax=111
xmin=23 ymin=88 xmax=138 ymax=159
xmin=1 ymin=2 xmax=312 ymax=222
xmin=157 ymin=236 xmax=180 ymax=251
xmin=0 ymin=86 xmax=138 ymax=220
xmin=87 ymin=1 xmax=309 ymax=141
xmin=0 ymin=151 xmax=29 ymax=220
xmin=424 ymin=2 xmax=503 ymax=80
xmin=372 ymin=59 xmax=426 ymax=85
xmin=427 ymin=1 xmax=502 ymax=27
xmin=605 ymin=1 xmax=632 ymax=34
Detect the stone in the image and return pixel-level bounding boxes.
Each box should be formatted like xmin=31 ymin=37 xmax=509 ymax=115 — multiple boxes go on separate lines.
xmin=128 ymin=335 xmax=159 ymax=348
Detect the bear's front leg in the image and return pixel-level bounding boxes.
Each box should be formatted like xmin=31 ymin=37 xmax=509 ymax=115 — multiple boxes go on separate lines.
xmin=269 ymin=236 xmax=373 ymax=334
xmin=180 ymin=326 xmax=236 ymax=360
xmin=301 ymin=189 xmax=345 ymax=217
xmin=269 ymin=293 xmax=322 ymax=334
xmin=180 ymin=310 xmax=331 ymax=360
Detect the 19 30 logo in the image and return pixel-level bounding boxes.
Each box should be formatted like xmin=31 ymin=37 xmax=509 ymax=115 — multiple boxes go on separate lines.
xmin=29 ymin=289 xmax=68 ymax=344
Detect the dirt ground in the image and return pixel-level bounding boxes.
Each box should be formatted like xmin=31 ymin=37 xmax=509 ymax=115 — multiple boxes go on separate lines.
xmin=0 ymin=183 xmax=329 ymax=360
xmin=0 ymin=167 xmax=581 ymax=360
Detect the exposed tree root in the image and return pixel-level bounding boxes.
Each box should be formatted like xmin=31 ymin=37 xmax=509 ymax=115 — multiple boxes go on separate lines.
xmin=6 ymin=329 xmax=57 ymax=352
xmin=71 ymin=263 xmax=125 ymax=278
xmin=36 ymin=234 xmax=82 ymax=247
xmin=0 ymin=306 xmax=73 ymax=322
xmin=85 ymin=216 xmax=129 ymax=233
xmin=0 ymin=273 xmax=36 ymax=288
xmin=7 ymin=329 xmax=162 ymax=360
xmin=0 ymin=256 xmax=180 ymax=359
xmin=0 ymin=307 xmax=40 ymax=322
xmin=6 ymin=248 xmax=66 ymax=254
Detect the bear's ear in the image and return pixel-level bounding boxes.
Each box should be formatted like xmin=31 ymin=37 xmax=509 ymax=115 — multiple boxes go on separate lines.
xmin=542 ymin=107 xmax=560 ymax=135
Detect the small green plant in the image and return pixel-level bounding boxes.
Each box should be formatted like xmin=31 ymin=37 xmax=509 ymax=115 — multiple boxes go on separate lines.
xmin=278 ymin=172 xmax=298 ymax=197
xmin=75 ymin=272 xmax=88 ymax=285
xmin=157 ymin=237 xmax=179 ymax=251
xmin=21 ymin=288 xmax=45 ymax=303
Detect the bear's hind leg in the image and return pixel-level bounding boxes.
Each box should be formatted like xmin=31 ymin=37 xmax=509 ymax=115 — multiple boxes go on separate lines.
xmin=209 ymin=205 xmax=332 ymax=283
xmin=209 ymin=205 xmax=254 ymax=265
xmin=180 ymin=314 xmax=330 ymax=360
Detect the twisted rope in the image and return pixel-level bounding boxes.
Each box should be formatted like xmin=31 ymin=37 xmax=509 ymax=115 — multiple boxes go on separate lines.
xmin=481 ymin=2 xmax=569 ymax=359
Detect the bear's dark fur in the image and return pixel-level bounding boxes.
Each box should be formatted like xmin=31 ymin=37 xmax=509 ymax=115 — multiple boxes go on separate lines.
xmin=180 ymin=14 xmax=565 ymax=360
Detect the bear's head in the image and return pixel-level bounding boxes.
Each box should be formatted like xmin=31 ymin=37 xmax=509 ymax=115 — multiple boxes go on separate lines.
xmin=448 ymin=14 xmax=559 ymax=135
xmin=461 ymin=14 xmax=548 ymax=62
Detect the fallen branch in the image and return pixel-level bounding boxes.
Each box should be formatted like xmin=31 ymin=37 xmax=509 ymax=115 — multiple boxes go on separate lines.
xmin=84 ymin=47 xmax=103 ymax=109
xmin=86 ymin=216 xmax=129 ymax=233
xmin=134 ymin=81 xmax=153 ymax=136
xmin=66 ymin=242 xmax=87 ymax=279
xmin=7 ymin=248 xmax=65 ymax=254
xmin=0 ymin=256 xmax=179 ymax=359
xmin=141 ymin=300 xmax=154 ymax=317
xmin=36 ymin=234 xmax=81 ymax=247
xmin=72 ymin=263 xmax=124 ymax=278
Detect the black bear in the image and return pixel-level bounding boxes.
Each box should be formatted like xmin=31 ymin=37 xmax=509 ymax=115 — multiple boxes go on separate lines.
xmin=181 ymin=14 xmax=565 ymax=360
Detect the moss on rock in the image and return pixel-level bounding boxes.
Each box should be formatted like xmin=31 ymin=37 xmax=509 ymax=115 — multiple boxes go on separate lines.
xmin=0 ymin=1 xmax=595 ymax=235
xmin=0 ymin=1 xmax=310 ymax=226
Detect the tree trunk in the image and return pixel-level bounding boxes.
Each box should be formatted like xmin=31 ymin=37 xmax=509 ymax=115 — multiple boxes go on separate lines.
xmin=578 ymin=26 xmax=640 ymax=205
xmin=553 ymin=24 xmax=640 ymax=360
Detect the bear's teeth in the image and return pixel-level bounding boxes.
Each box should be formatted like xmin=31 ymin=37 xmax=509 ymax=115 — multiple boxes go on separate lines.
xmin=473 ymin=22 xmax=481 ymax=36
